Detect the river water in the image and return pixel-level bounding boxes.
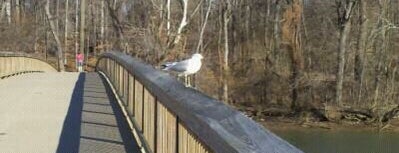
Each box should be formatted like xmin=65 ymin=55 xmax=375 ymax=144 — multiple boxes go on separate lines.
xmin=273 ymin=128 xmax=399 ymax=153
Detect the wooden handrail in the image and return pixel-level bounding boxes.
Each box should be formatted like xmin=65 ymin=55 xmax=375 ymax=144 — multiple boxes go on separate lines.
xmin=96 ymin=51 xmax=303 ymax=153
xmin=0 ymin=52 xmax=57 ymax=78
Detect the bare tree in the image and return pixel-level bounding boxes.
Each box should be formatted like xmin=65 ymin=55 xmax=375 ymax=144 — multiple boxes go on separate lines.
xmin=171 ymin=0 xmax=188 ymax=47
xmin=56 ymin=0 xmax=60 ymax=33
xmin=64 ymin=0 xmax=69 ymax=64
xmin=335 ymin=0 xmax=356 ymax=107
xmin=105 ymin=0 xmax=126 ymax=52
xmin=282 ymin=0 xmax=304 ymax=111
xmin=273 ymin=0 xmax=281 ymax=63
xmin=5 ymin=0 xmax=10 ymax=23
xmin=80 ymin=0 xmax=86 ymax=57
xmin=166 ymin=0 xmax=171 ymax=36
xmin=90 ymin=0 xmax=97 ymax=55
xmin=373 ymin=0 xmax=391 ymax=110
xmin=75 ymin=0 xmax=79 ymax=70
xmin=195 ymin=0 xmax=213 ymax=53
xmin=0 ymin=0 xmax=5 ymax=22
xmin=45 ymin=0 xmax=65 ymax=71
xmin=165 ymin=0 xmax=203 ymax=50
xmin=355 ymin=0 xmax=367 ymax=104
xmin=222 ymin=0 xmax=232 ymax=103
xmin=15 ymin=0 xmax=20 ymax=24
xmin=100 ymin=0 xmax=105 ymax=53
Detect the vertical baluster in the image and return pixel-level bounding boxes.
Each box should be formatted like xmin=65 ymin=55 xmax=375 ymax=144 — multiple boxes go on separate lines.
xmin=143 ymin=88 xmax=156 ymax=151
xmin=134 ymin=79 xmax=144 ymax=131
xmin=124 ymin=69 xmax=128 ymax=105
xmin=0 ymin=57 xmax=4 ymax=75
xmin=156 ymin=103 xmax=177 ymax=153
xmin=130 ymin=75 xmax=135 ymax=116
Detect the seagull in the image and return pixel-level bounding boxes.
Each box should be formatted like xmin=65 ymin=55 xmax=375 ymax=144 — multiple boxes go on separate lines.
xmin=162 ymin=53 xmax=203 ymax=86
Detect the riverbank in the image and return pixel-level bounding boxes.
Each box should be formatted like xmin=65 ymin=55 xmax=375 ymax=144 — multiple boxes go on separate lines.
xmin=259 ymin=116 xmax=399 ymax=133
xmin=233 ymin=103 xmax=399 ymax=132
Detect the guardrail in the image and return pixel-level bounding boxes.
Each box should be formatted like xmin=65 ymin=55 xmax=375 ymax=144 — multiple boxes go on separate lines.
xmin=0 ymin=52 xmax=57 ymax=79
xmin=96 ymin=51 xmax=303 ymax=153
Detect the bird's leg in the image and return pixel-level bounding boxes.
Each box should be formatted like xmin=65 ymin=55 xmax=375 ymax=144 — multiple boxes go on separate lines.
xmin=185 ymin=75 xmax=191 ymax=87
xmin=177 ymin=74 xmax=181 ymax=82
xmin=185 ymin=75 xmax=188 ymax=87
xmin=190 ymin=75 xmax=192 ymax=87
xmin=192 ymin=74 xmax=196 ymax=89
xmin=188 ymin=75 xmax=190 ymax=87
xmin=177 ymin=74 xmax=184 ymax=83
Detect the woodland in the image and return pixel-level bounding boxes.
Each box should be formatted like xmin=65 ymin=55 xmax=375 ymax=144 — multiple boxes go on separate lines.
xmin=1 ymin=0 xmax=399 ymax=128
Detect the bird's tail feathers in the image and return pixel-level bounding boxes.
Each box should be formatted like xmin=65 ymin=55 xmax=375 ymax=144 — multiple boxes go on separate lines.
xmin=161 ymin=62 xmax=176 ymax=70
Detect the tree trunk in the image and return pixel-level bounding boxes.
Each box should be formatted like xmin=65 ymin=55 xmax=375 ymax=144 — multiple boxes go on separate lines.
xmin=5 ymin=0 xmax=10 ymax=24
xmin=64 ymin=0 xmax=69 ymax=65
xmin=195 ymin=0 xmax=212 ymax=53
xmin=335 ymin=0 xmax=356 ymax=107
xmin=105 ymin=0 xmax=126 ymax=52
xmin=15 ymin=0 xmax=20 ymax=24
xmin=217 ymin=2 xmax=223 ymax=100
xmin=170 ymin=0 xmax=188 ymax=48
xmin=45 ymin=29 xmax=48 ymax=60
xmin=373 ymin=0 xmax=389 ymax=109
xmin=45 ymin=0 xmax=65 ymax=71
xmin=100 ymin=0 xmax=105 ymax=53
xmin=282 ymin=0 xmax=304 ymax=111
xmin=0 ymin=1 xmax=6 ymax=22
xmin=166 ymin=0 xmax=171 ymax=36
xmin=75 ymin=0 xmax=79 ymax=70
xmin=355 ymin=0 xmax=367 ymax=104
xmin=222 ymin=0 xmax=232 ymax=103
xmin=273 ymin=0 xmax=281 ymax=63
xmin=86 ymin=28 xmax=89 ymax=70
xmin=80 ymin=0 xmax=86 ymax=59
xmin=56 ymin=0 xmax=60 ymax=33
xmin=104 ymin=2 xmax=108 ymax=52
xmin=90 ymin=0 xmax=97 ymax=55
xmin=34 ymin=7 xmax=39 ymax=53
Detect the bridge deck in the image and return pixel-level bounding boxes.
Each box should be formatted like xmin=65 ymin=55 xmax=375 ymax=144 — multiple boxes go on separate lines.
xmin=0 ymin=72 xmax=140 ymax=153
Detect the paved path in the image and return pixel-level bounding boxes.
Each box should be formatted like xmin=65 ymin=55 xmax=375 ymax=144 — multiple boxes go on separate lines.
xmin=0 ymin=72 xmax=140 ymax=153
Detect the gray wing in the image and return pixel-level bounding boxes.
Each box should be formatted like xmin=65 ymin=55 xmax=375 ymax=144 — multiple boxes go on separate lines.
xmin=161 ymin=62 xmax=175 ymax=70
xmin=167 ymin=59 xmax=190 ymax=72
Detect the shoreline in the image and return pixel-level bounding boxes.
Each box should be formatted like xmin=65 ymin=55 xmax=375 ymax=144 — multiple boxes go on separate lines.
xmin=258 ymin=117 xmax=399 ymax=133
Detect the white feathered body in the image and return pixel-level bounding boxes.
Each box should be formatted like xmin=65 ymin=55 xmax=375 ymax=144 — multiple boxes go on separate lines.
xmin=162 ymin=54 xmax=203 ymax=76
xmin=183 ymin=58 xmax=202 ymax=75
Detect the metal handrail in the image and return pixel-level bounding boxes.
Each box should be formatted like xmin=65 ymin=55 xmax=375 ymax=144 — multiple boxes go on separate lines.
xmin=96 ymin=51 xmax=303 ymax=153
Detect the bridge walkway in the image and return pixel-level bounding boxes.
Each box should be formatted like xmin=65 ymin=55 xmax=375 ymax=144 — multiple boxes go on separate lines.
xmin=0 ymin=72 xmax=140 ymax=153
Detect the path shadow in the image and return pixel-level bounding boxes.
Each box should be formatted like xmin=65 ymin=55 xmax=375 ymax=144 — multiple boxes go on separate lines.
xmin=56 ymin=73 xmax=85 ymax=153
xmin=56 ymin=73 xmax=140 ymax=153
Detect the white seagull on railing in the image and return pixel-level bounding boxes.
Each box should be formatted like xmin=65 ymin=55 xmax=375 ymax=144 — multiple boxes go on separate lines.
xmin=162 ymin=53 xmax=203 ymax=86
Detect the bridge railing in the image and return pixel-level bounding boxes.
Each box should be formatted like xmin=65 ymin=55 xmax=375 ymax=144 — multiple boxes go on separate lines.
xmin=96 ymin=51 xmax=302 ymax=153
xmin=0 ymin=52 xmax=57 ymax=79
